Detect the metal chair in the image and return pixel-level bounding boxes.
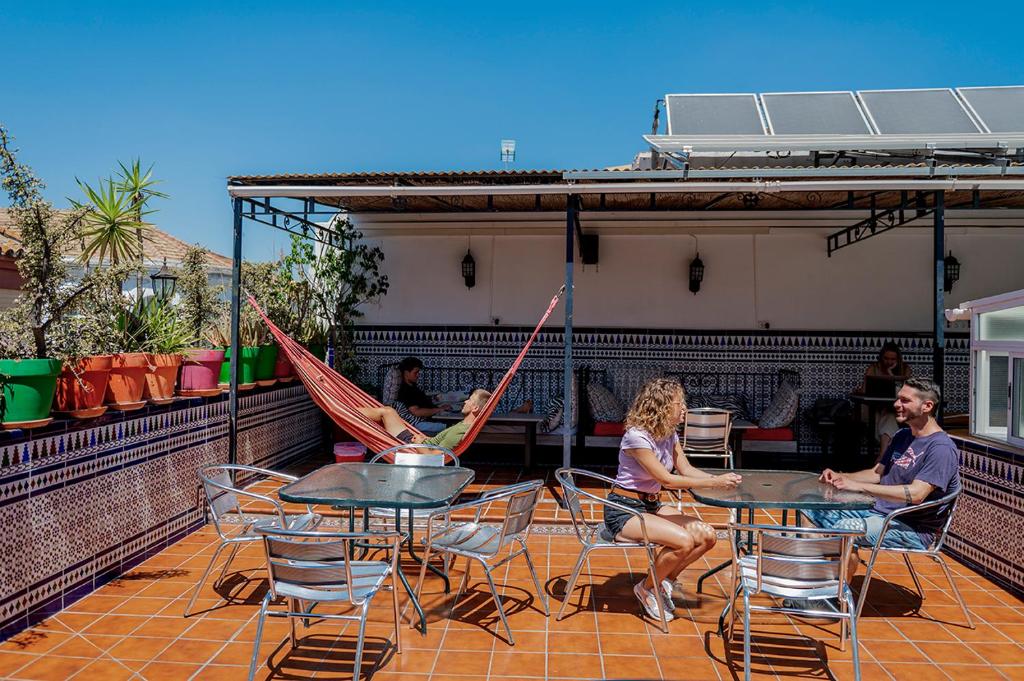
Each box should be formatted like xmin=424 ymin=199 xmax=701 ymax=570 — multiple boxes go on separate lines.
xmin=554 ymin=468 xmax=673 ymax=633
xmin=185 ymin=464 xmax=322 ymax=617
xmin=725 ymin=522 xmax=865 ymax=681
xmin=248 ymin=527 xmax=403 ymax=681
xmin=366 ymin=444 xmax=458 ymax=531
xmin=415 ymin=479 xmax=547 ymax=645
xmin=681 ymin=407 xmax=734 ymax=468
xmin=854 ymin=489 xmax=973 ymax=628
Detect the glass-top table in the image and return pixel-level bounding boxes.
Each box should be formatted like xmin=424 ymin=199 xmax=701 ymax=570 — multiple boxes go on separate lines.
xmin=689 ymin=469 xmax=874 ymax=600
xmin=279 ymin=463 xmax=475 ymax=633
xmin=690 ymin=469 xmax=876 ymax=511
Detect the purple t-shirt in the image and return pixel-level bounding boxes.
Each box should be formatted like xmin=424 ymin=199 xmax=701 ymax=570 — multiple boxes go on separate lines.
xmin=615 ymin=427 xmax=678 ymax=494
xmin=875 ymin=428 xmax=961 ymax=542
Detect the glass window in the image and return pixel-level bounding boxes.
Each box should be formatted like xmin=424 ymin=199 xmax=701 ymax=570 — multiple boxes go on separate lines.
xmin=1012 ymin=357 xmax=1024 ymax=444
xmin=979 ymin=306 xmax=1024 ymax=341
xmin=974 ymin=351 xmax=1008 ymax=439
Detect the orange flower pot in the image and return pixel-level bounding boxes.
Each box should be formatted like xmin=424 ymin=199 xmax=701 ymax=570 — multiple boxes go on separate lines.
xmin=105 ymin=352 xmax=150 ymax=411
xmin=54 ymin=355 xmax=113 ymax=419
xmin=145 ymin=353 xmax=183 ymax=405
xmin=273 ymin=353 xmax=295 ymax=383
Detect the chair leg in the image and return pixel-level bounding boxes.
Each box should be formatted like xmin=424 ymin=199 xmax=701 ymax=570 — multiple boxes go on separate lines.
xmin=903 ymin=553 xmax=925 ymax=601
xmin=452 ymin=555 xmax=472 ymax=614
xmin=932 ymin=552 xmax=975 ymax=629
xmin=391 ymin=569 xmax=403 ymax=654
xmin=352 ymin=603 xmax=370 ymax=681
xmin=247 ymin=593 xmax=271 ymax=681
xmin=845 ymin=587 xmax=862 ymax=681
xmin=288 ymin=599 xmax=299 ymax=648
xmin=645 ymin=546 xmax=669 ymax=634
xmin=854 ymin=548 xmax=881 ymax=620
xmin=556 ymin=549 xmax=589 ymax=620
xmin=520 ymin=541 xmax=549 ymax=615
xmin=482 ymin=563 xmax=515 ymax=645
xmin=725 ymin=562 xmax=740 ymax=642
xmin=742 ymin=588 xmax=752 ymax=681
xmin=414 ymin=545 xmax=432 ymax=603
xmin=216 ymin=542 xmax=243 ymax=587
xmin=185 ymin=541 xmax=228 ymax=617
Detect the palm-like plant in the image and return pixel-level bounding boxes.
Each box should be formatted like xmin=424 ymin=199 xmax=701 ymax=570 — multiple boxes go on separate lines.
xmin=118 ymin=160 xmax=167 ymax=297
xmin=75 ymin=177 xmax=147 ymax=266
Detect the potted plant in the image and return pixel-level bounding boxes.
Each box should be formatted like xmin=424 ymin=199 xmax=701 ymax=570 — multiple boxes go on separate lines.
xmin=243 ymin=261 xmax=291 ymax=387
xmin=0 ymin=126 xmax=129 ymax=427
xmin=212 ymin=313 xmax=260 ymax=391
xmin=138 ymin=298 xmax=192 ymax=404
xmin=176 ymin=246 xmax=226 ymax=397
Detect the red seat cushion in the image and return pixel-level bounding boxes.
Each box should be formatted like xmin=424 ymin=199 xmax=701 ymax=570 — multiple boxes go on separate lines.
xmin=593 ymin=421 xmax=625 ymax=437
xmin=742 ymin=427 xmax=794 ymax=441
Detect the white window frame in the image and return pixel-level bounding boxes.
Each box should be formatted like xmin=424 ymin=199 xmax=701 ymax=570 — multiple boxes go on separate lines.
xmin=966 ymin=289 xmax=1024 ymax=447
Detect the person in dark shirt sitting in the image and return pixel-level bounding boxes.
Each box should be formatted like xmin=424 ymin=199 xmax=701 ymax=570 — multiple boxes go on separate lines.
xmin=395 ymin=356 xmax=449 ymax=419
xmin=792 ymin=378 xmax=959 ymax=609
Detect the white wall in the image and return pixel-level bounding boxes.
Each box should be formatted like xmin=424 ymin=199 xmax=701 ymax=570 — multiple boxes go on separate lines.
xmin=358 ymin=225 xmax=1024 ymax=332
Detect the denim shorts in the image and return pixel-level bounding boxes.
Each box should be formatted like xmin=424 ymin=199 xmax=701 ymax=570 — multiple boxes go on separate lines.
xmin=602 ymin=492 xmax=662 ymax=541
xmin=803 ymin=508 xmax=928 ymax=550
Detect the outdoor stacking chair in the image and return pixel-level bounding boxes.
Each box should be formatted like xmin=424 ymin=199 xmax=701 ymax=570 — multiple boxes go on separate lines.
xmin=415 ymin=479 xmax=548 ymax=645
xmin=854 ymin=489 xmax=973 ymax=628
xmin=248 ymin=527 xmax=404 ymax=681
xmin=724 ymin=522 xmax=865 ymax=681
xmin=554 ymin=468 xmax=673 ymax=633
xmin=185 ymin=464 xmax=323 ymax=617
xmin=681 ymin=407 xmax=734 ymax=468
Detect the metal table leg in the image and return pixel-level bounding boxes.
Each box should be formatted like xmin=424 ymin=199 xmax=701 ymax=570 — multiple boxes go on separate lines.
xmin=696 ymin=507 xmax=753 ymax=594
xmin=390 ymin=511 xmax=428 ymax=635
xmin=402 ymin=509 xmax=451 ymax=592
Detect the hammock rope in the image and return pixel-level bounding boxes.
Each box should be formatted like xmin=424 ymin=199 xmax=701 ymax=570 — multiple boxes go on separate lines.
xmin=247 ymin=287 xmax=564 ymax=456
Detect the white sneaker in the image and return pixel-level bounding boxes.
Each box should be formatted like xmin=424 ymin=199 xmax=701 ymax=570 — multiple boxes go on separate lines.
xmin=661 ymin=579 xmax=677 ymax=608
xmin=634 ymin=581 xmax=674 ymax=621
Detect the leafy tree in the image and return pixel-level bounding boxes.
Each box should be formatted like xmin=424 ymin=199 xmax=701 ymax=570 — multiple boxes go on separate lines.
xmin=283 ymin=219 xmax=388 ymax=376
xmin=0 ymin=125 xmax=132 ymax=361
xmin=177 ymin=245 xmax=225 ymax=347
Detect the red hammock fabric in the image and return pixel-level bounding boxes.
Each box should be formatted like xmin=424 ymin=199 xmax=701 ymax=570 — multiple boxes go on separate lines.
xmin=247 ymin=288 xmax=564 ymax=457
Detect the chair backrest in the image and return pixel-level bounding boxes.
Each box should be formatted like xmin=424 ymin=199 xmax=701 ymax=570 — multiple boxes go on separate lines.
xmin=258 ymin=527 xmax=400 ymax=605
xmin=733 ymin=523 xmax=859 ymax=597
xmin=555 ymin=467 xmax=616 ymax=544
xmin=916 ymin=488 xmax=962 ymax=552
xmin=200 ymin=465 xmax=246 ymax=537
xmin=500 ymin=480 xmax=544 ymax=540
xmin=370 ymin=443 xmax=456 ymax=466
xmin=682 ymin=408 xmax=732 ymax=453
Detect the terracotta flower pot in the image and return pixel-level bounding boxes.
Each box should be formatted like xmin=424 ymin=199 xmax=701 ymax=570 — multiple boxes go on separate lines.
xmin=218 ymin=346 xmax=259 ymax=390
xmin=0 ymin=358 xmax=62 ymax=428
xmin=54 ymin=354 xmax=113 ymax=419
xmin=145 ymin=353 xmax=183 ymax=405
xmin=255 ymin=344 xmax=279 ymax=386
xmin=179 ymin=348 xmax=226 ymax=397
xmin=273 ymin=353 xmax=295 ymax=383
xmin=105 ymin=352 xmax=151 ymax=411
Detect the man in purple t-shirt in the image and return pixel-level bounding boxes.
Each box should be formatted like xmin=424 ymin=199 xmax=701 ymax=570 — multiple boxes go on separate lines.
xmin=806 ymin=377 xmax=960 ymax=565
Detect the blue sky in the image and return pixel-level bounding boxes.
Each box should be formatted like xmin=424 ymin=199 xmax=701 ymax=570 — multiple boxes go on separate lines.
xmin=2 ymin=1 xmax=1021 ymax=259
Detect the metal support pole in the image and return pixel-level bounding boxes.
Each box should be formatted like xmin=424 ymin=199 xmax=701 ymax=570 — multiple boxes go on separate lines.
xmin=563 ymin=195 xmax=576 ymax=469
xmin=228 ymin=197 xmax=244 ymax=464
xmin=933 ymin=191 xmax=945 ymax=423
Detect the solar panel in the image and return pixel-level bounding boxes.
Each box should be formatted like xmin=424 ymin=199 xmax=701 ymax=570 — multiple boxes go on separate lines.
xmin=857 ymin=89 xmax=980 ymax=134
xmin=957 ymin=86 xmax=1024 ymax=133
xmin=665 ymin=94 xmax=765 ymax=136
xmin=761 ymin=92 xmax=872 ymax=135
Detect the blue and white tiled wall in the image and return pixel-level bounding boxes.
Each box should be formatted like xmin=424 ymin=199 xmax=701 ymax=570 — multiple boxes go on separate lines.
xmin=0 ymin=385 xmax=323 ymax=641
xmin=353 ymin=325 xmax=970 ymax=453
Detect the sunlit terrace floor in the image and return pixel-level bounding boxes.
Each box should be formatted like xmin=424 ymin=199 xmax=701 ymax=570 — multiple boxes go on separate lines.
xmin=2 ymin=462 xmax=1023 ymax=681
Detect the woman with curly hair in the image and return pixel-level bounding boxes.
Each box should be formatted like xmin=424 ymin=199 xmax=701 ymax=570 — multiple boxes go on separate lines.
xmin=604 ymin=378 xmax=742 ymax=622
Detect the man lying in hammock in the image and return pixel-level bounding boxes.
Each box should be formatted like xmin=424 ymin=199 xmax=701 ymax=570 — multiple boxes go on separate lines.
xmin=357 ymin=388 xmax=492 ymax=449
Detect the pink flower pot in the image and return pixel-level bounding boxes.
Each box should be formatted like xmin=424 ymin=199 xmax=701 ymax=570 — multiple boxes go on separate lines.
xmin=178 ymin=348 xmax=226 ymax=397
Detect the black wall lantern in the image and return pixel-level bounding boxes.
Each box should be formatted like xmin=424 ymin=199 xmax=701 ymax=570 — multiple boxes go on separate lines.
xmin=150 ymin=258 xmax=178 ymax=303
xmin=943 ymin=251 xmax=961 ymax=293
xmin=689 ymin=254 xmax=704 ymax=294
xmin=461 ymin=250 xmax=476 ymax=288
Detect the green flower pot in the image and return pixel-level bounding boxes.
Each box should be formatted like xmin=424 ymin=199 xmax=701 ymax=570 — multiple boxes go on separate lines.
xmin=0 ymin=358 xmax=62 ymax=426
xmin=255 ymin=344 xmax=279 ymax=381
xmin=218 ymin=346 xmax=260 ymax=387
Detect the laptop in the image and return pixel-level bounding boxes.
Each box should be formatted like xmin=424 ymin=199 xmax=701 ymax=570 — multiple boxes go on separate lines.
xmin=864 ymin=375 xmax=900 ymax=398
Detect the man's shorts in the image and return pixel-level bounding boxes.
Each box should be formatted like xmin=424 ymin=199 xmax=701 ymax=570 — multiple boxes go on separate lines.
xmin=803 ymin=508 xmax=928 ymax=550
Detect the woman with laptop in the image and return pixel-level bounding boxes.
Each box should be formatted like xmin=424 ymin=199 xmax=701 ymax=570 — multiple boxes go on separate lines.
xmin=860 ymin=342 xmax=913 ymax=460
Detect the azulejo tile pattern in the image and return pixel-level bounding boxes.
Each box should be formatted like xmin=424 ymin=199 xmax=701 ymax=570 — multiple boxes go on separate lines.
xmin=946 ymin=436 xmax=1024 ymax=599
xmin=353 ymin=325 xmax=969 ymax=453
xmin=0 ymin=385 xmax=323 ymax=642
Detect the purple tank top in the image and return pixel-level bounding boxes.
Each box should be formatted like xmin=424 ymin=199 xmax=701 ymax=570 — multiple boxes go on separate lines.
xmin=615 ymin=427 xmax=678 ymax=494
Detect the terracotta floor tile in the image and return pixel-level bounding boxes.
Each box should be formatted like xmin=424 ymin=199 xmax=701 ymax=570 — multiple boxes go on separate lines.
xmin=940 ymin=663 xmax=1006 ymax=680
xmin=82 ymin=614 xmax=148 ymax=637
xmin=547 ymin=652 xmax=604 ymax=678
xmin=863 ymin=640 xmax=930 ymax=663
xmin=885 ymin=662 xmax=948 ymax=680
xmin=64 ymin=594 xmax=124 ymax=614
xmin=996 ymin=666 xmax=1024 ymax=681
xmin=49 ymin=634 xmax=121 ymax=658
xmin=11 ymin=654 xmax=94 ymax=680
xmin=547 ymin=631 xmax=601 ymax=654
xmin=155 ymin=638 xmax=224 ymax=664
xmin=106 ymin=634 xmax=174 ymax=661
xmin=131 ymin=616 xmax=197 ymax=639
xmin=0 ymin=651 xmax=37 ymax=677
xmin=181 ymin=617 xmax=246 ymax=641
xmin=489 ymin=650 xmax=547 ymax=677
xmin=599 ymin=632 xmax=654 ymax=656
xmin=137 ymin=661 xmax=205 ymax=680
xmin=651 ymin=635 xmax=714 ymax=659
xmin=0 ymin=630 xmax=73 ymax=654
xmin=68 ymin=658 xmax=137 ymax=680
xmin=962 ymin=643 xmax=1024 ymax=665
xmin=434 ymin=649 xmax=492 ymax=675
xmin=602 ymin=653 xmax=663 ymax=679
xmin=913 ymin=640 xmax=986 ymax=664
